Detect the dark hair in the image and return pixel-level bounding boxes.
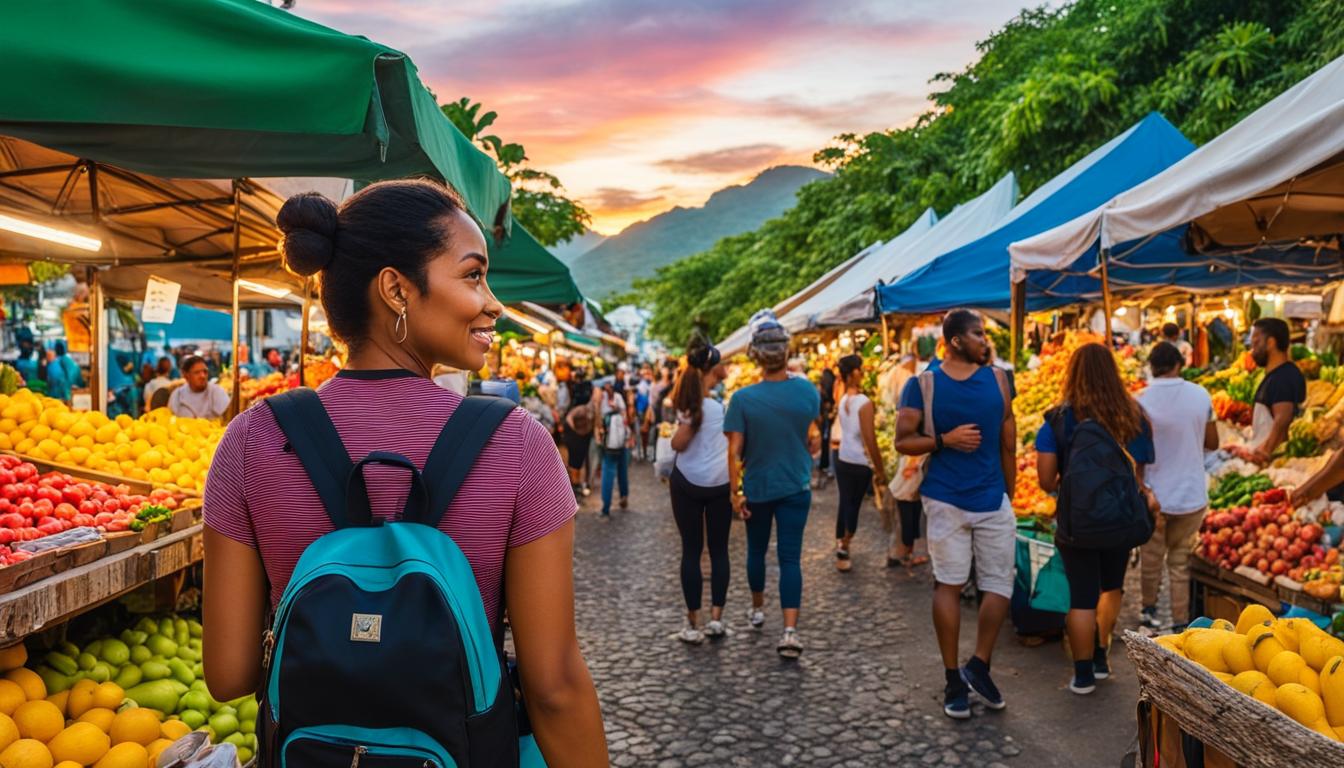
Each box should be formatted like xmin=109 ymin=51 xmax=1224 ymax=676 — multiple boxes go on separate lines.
xmin=687 ymin=342 xmax=721 ymax=372
xmin=181 ymin=354 xmax=206 ymax=374
xmin=670 ymin=362 xmax=705 ymax=430
xmin=1161 ymin=322 xmax=1180 ymax=339
xmin=53 ymin=340 xmax=66 ymax=356
xmin=277 ymin=179 xmax=470 ymax=350
xmin=1253 ymin=317 xmax=1290 ymax=353
xmin=1149 ymin=341 xmax=1185 ymax=377
xmin=942 ymin=309 xmax=981 ymax=343
xmin=838 ymin=354 xmax=864 ymax=383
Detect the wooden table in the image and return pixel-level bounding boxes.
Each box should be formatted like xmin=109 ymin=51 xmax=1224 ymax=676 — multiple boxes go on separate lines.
xmin=0 ymin=524 xmax=203 ymax=642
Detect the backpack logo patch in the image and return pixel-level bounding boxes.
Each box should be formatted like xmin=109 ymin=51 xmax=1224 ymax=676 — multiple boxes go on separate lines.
xmin=350 ymin=613 xmax=383 ymax=643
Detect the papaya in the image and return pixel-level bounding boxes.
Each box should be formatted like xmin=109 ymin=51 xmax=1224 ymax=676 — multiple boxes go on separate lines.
xmin=1277 ymin=683 xmax=1328 ymax=730
xmin=1322 ymin=655 xmax=1344 ymax=727
xmin=1236 ymin=604 xmax=1276 ymax=635
xmin=1231 ymin=670 xmax=1271 ymax=696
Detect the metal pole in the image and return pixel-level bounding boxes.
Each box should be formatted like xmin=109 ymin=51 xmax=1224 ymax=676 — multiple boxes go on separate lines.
xmin=86 ymin=162 xmax=103 ymax=413
xmin=299 ymin=277 xmax=311 ymax=388
xmin=228 ymin=180 xmax=242 ymax=421
xmin=1100 ymin=248 xmax=1114 ymax=343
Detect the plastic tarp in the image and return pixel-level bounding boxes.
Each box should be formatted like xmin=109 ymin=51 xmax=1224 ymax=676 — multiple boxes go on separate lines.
xmin=815 ymin=173 xmax=1019 ymax=327
xmin=877 ymin=113 xmax=1196 ymax=313
xmin=1011 ymin=54 xmax=1344 ymax=279
xmin=0 ymin=0 xmax=510 ymax=230
xmin=718 ymin=240 xmax=886 ymax=357
xmin=777 ymin=208 xmax=938 ymax=334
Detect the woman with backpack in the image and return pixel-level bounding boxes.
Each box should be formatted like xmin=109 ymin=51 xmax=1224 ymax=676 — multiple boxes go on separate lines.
xmin=202 ymin=180 xmax=607 ymax=766
xmin=667 ymin=342 xmax=731 ymax=643
xmin=832 ymin=354 xmax=889 ymax=572
xmin=598 ymin=384 xmax=632 ymax=518
xmin=1034 ymin=342 xmax=1156 ymax=696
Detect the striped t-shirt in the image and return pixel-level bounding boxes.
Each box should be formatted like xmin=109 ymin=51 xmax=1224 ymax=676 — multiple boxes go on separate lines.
xmin=203 ymin=370 xmax=577 ymax=630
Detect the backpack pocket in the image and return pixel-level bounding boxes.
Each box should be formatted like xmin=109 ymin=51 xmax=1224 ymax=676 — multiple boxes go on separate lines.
xmin=283 ymin=725 xmax=456 ymax=768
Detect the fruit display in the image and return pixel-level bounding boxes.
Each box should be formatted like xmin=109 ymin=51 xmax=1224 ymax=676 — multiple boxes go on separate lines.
xmin=1012 ymin=331 xmax=1142 ymax=443
xmin=1012 ymin=449 xmax=1055 ymax=519
xmin=0 ymin=364 xmax=24 ymax=395
xmin=0 ymin=455 xmax=180 ymax=548
xmin=296 ymin=354 xmax=340 ymax=390
xmin=24 ymin=614 xmax=259 ymax=765
xmin=1208 ymin=473 xmax=1275 ymax=511
xmin=0 ymin=389 xmax=220 ymax=492
xmin=1212 ymin=392 xmax=1252 ymax=426
xmin=723 ymin=355 xmax=760 ymax=399
xmin=1196 ymin=487 xmax=1331 ymax=576
xmin=1151 ymin=605 xmax=1344 ymax=742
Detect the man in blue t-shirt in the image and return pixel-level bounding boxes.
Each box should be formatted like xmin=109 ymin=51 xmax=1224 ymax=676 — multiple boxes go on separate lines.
xmin=724 ymin=311 xmax=820 ymax=660
xmin=896 ymin=309 xmax=1016 ymax=720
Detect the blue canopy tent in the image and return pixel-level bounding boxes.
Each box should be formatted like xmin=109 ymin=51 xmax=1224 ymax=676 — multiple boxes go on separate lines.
xmin=142 ymin=304 xmax=233 ymax=345
xmin=876 ymin=113 xmax=1196 ymax=315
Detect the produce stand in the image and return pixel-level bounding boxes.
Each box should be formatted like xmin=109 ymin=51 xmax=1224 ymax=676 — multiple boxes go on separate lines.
xmin=1126 ymin=630 xmax=1344 ymax=766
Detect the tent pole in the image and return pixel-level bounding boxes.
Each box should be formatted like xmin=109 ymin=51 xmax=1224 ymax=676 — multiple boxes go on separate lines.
xmin=227 ymin=180 xmax=242 ymax=422
xmin=880 ymin=313 xmax=891 ymax=358
xmin=299 ymin=277 xmax=311 ymax=388
xmin=1010 ymin=280 xmax=1026 ymax=369
xmin=1100 ymin=248 xmax=1114 ymax=343
xmin=89 ymin=268 xmax=105 ymax=413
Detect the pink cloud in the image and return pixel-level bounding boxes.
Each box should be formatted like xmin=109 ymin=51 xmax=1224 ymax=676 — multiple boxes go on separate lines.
xmin=657 ymin=144 xmax=789 ymax=174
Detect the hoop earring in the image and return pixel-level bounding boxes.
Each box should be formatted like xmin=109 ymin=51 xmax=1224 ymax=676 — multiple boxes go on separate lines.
xmin=394 ymin=306 xmax=408 ymax=344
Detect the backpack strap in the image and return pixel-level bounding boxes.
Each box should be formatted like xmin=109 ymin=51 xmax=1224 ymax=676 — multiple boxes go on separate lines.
xmin=266 ymin=389 xmax=352 ymax=530
xmin=418 ymin=396 xmax=516 ymax=528
xmin=990 ymin=366 xmax=1013 ymax=421
xmin=916 ymin=371 xmax=936 ymax=439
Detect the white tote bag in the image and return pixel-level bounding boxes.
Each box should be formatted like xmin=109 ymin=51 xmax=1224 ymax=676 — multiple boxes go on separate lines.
xmin=654 ymin=422 xmax=676 ymax=480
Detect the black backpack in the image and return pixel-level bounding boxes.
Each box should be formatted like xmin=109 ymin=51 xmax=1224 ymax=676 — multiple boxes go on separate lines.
xmin=1049 ymin=408 xmax=1154 ymax=549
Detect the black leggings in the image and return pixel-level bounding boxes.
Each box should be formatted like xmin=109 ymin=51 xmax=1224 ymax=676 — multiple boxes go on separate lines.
xmin=834 ymin=458 xmax=872 ymax=540
xmin=896 ymin=499 xmax=922 ymax=548
xmin=669 ymin=468 xmax=732 ymax=612
xmin=1057 ymin=544 xmax=1130 ymax=610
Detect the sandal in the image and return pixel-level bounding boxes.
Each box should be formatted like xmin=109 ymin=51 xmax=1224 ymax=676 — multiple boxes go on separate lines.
xmin=909 ymin=555 xmax=930 ymax=567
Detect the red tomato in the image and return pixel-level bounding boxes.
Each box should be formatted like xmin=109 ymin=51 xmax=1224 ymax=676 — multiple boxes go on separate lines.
xmin=0 ymin=513 xmax=22 ymax=529
xmin=16 ymin=502 xmax=34 ymax=518
xmin=78 ymin=500 xmax=100 ymax=516
xmin=0 ymin=455 xmax=18 ymax=469
xmin=0 ymin=486 xmax=18 ymax=503
xmin=53 ymin=503 xmax=76 ymax=521
xmin=61 ymin=488 xmax=85 ymax=506
xmin=14 ymin=464 xmax=36 ymax=481
xmin=19 ymin=527 xmax=38 ymax=540
xmin=93 ymin=511 xmax=114 ymax=526
xmin=0 ymin=529 xmax=13 ymax=545
xmin=72 ymin=513 xmax=95 ymax=527
xmin=0 ymin=470 xmax=16 ymax=486
xmin=32 ymin=499 xmax=52 ymax=517
xmin=101 ymin=498 xmax=121 ymax=513
xmin=36 ymin=521 xmax=62 ymax=536
xmin=90 ymin=491 xmax=109 ymax=504
xmin=43 ymin=475 xmax=66 ymax=490
xmin=105 ymin=520 xmax=128 ymax=532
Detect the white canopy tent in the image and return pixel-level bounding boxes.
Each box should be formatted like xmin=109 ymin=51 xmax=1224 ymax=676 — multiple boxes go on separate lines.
xmin=815 ymin=173 xmax=1019 ymax=327
xmin=1009 ymin=54 xmax=1344 ymax=279
xmin=717 ymin=239 xmax=886 ymax=357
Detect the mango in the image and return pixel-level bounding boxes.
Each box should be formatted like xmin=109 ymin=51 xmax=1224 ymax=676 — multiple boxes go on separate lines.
xmin=1184 ymin=630 xmax=1231 ymax=673
xmin=1277 ymin=682 xmax=1326 ymax=727
xmin=1272 ymin=620 xmax=1301 ymax=653
xmin=1251 ymin=631 xmax=1287 ymax=673
xmin=157 ymin=619 xmax=174 ymax=639
xmin=178 ymin=710 xmax=206 ymax=730
xmin=133 ymin=619 xmax=157 ymax=637
xmin=0 ymin=645 xmax=26 ymax=673
xmin=122 ymin=681 xmax=181 ymax=715
xmin=165 ymin=660 xmax=194 ymax=687
xmin=1221 ymin=634 xmax=1255 ymax=674
xmin=128 ymin=647 xmax=151 ymax=666
xmin=179 ymin=691 xmax=209 ymax=714
xmin=112 ymin=666 xmax=141 ymax=691
xmin=207 ymin=712 xmax=239 ymax=740
xmin=66 ymin=681 xmax=98 ymax=719
xmin=1322 ymin=655 xmax=1344 ymax=727
xmin=1301 ymin=667 xmax=1322 ymax=695
xmin=1300 ymin=630 xmax=1344 ymax=671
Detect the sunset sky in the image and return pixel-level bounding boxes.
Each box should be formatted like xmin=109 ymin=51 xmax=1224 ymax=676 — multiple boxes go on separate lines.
xmin=293 ymin=0 xmax=1034 ymax=234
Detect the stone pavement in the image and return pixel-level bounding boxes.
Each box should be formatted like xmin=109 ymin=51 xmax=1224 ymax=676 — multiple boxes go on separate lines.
xmin=570 ymin=460 xmax=1145 ymax=767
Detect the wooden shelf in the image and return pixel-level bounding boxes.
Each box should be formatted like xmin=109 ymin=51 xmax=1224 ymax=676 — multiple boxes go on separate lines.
xmin=0 ymin=524 xmax=203 ymax=642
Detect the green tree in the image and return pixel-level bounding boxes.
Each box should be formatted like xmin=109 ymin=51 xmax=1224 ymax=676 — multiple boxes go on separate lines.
xmin=442 ymin=98 xmax=591 ymax=246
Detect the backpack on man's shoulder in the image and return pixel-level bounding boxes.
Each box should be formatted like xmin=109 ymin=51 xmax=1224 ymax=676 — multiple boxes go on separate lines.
xmin=257 ymin=388 xmax=543 ymax=768
xmin=1047 ymin=406 xmax=1154 ymax=549
xmin=603 ymin=409 xmax=628 ymax=452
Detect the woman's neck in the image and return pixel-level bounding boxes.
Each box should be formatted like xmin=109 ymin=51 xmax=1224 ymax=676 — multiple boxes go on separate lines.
xmin=344 ymin=337 xmax=432 ymax=377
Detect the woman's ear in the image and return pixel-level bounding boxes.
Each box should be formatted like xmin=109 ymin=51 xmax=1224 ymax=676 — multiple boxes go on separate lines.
xmin=375 ymin=268 xmax=410 ymax=314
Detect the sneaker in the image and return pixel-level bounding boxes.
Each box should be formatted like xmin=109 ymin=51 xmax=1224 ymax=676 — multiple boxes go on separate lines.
xmin=960 ymin=660 xmax=1006 ymax=711
xmin=777 ymin=628 xmax=803 ymax=659
xmin=943 ymin=679 xmax=971 ymax=720
xmin=745 ymin=606 xmax=765 ymax=630
xmin=1140 ymin=606 xmax=1162 ymax=630
xmin=581 ymin=484 xmax=591 ymax=497
xmin=1069 ymin=674 xmax=1097 ymax=695
xmin=598 ymin=511 xmax=611 ymax=521
xmin=677 ymin=626 xmax=705 ymax=645
xmin=1093 ymin=643 xmax=1111 ymax=681
xmin=704 ymin=619 xmax=726 ymax=638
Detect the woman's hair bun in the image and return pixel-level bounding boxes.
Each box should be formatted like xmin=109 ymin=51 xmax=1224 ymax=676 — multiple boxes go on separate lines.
xmin=277 ymin=192 xmax=338 ymax=277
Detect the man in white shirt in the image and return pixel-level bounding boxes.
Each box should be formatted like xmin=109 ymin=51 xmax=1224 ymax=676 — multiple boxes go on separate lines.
xmin=1160 ymin=323 xmax=1193 ymax=368
xmin=1136 ymin=342 xmax=1219 ymax=630
xmin=168 ymin=355 xmax=231 ymax=420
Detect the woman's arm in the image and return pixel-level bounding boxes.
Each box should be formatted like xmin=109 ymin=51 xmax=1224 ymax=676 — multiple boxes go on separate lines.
xmin=506 ymin=521 xmax=606 ymax=767
xmin=1000 ymin=414 xmax=1017 ymax=496
xmin=1204 ymin=420 xmax=1220 ymax=451
xmin=1036 ymin=451 xmax=1059 ymax=493
xmin=670 ymin=419 xmax=695 ymax=452
xmin=202 ymin=527 xmax=268 ymax=701
xmin=858 ymin=400 xmax=887 ymax=486
xmin=727 ymin=431 xmax=748 ymax=519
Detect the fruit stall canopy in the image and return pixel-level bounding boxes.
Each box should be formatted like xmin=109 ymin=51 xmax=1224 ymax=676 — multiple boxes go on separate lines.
xmin=488 ymin=225 xmax=583 ymax=306
xmin=876 ymin=113 xmax=1197 ymax=314
xmin=1009 ymin=52 xmax=1344 ymax=300
xmin=0 ymin=0 xmax=511 ymax=232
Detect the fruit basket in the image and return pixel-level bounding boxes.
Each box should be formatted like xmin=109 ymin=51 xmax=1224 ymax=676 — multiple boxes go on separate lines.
xmin=1126 ymin=630 xmax=1344 ymax=766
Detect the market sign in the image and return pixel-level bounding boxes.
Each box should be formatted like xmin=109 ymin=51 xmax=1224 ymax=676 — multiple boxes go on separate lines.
xmin=141 ymin=276 xmax=181 ymax=324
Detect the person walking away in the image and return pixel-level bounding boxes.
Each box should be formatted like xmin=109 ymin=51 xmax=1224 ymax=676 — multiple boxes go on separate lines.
xmin=894 ymin=309 xmax=1015 ymax=718
xmin=1034 ymin=342 xmax=1156 ymax=695
xmin=597 ymin=386 xmax=631 ymax=518
xmin=1159 ymin=322 xmax=1193 ymax=368
xmin=45 ymin=340 xmax=83 ymax=405
xmin=817 ymin=363 xmax=838 ymax=489
xmin=724 ymin=312 xmax=820 ymax=659
xmin=1137 ymin=342 xmax=1218 ymax=631
xmin=563 ymin=376 xmax=596 ymax=498
xmin=833 ymin=354 xmax=889 ymax=572
xmin=169 ymin=354 xmax=231 ymax=420
xmin=884 ymin=355 xmax=928 ymax=569
xmin=203 ymin=180 xmax=606 ymax=765
xmin=635 ymin=368 xmax=652 ymax=461
xmin=668 ymin=342 xmax=732 ymax=643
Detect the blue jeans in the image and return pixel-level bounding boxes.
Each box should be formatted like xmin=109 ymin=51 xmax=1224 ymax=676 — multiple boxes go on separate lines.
xmin=745 ymin=491 xmax=811 ymax=609
xmin=600 ymin=449 xmax=629 ymax=514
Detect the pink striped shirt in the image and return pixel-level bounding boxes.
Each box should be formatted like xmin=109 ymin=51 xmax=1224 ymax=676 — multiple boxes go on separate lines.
xmin=203 ymin=370 xmax=577 ymax=630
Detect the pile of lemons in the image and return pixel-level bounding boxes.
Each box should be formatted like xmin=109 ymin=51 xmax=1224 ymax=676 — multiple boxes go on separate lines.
xmin=0 ymin=390 xmax=221 ymax=491
xmin=0 ymin=644 xmax=190 ymax=768
xmin=1154 ymin=604 xmax=1344 ymax=741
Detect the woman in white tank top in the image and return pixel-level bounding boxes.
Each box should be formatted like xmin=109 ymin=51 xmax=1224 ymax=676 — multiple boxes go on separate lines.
xmin=832 ymin=354 xmax=888 ymax=571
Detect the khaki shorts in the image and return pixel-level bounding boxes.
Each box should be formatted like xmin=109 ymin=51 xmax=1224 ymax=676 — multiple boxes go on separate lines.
xmin=922 ymin=494 xmax=1016 ymax=598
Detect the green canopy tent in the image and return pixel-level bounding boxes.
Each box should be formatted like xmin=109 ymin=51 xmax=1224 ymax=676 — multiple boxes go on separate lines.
xmin=0 ymin=0 xmax=511 ymax=231
xmin=488 ymin=225 xmax=582 ymax=306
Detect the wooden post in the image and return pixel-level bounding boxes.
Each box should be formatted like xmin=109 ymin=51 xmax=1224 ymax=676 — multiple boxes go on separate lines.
xmin=1010 ymin=279 xmax=1026 ymax=369
xmin=1100 ymin=248 xmax=1114 ymax=343
xmin=299 ymin=277 xmax=311 ymax=388
xmin=88 ymin=269 xmax=105 ymax=413
xmin=879 ymin=313 xmax=891 ymax=358
xmin=227 ymin=180 xmax=242 ymax=422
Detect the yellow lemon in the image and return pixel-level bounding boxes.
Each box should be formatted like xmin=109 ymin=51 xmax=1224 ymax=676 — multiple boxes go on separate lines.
xmin=158 ymin=720 xmax=190 ymax=741
xmin=27 ymin=424 xmax=50 ymax=442
xmin=4 ymin=669 xmax=45 ymax=702
xmin=56 ymin=762 xmax=82 ymax=768
xmin=93 ymin=741 xmax=147 ymax=768
xmin=0 ymin=711 xmax=19 ymax=751
xmin=66 ymin=681 xmax=98 ymax=720
xmin=44 ymin=691 xmax=68 ymax=718
xmin=48 ymin=722 xmax=110 ymax=766
xmin=90 ymin=683 xmax=123 ymax=712
xmin=94 ymin=423 xmax=120 ymax=443
xmin=69 ymin=420 xmax=94 ymax=439
xmin=108 ymin=709 xmax=159 ymax=747
xmin=76 ymin=708 xmax=116 ymax=734
xmin=14 ymin=438 xmax=35 ymax=455
xmin=114 ymin=414 xmax=133 ymax=429
xmin=0 ymin=681 xmax=26 ymax=715
xmin=68 ymin=447 xmax=91 ymax=465
xmin=13 ymin=700 xmax=63 ymax=742
xmin=0 ymin=645 xmax=27 ymax=673
xmin=0 ymin=419 xmax=16 ymax=433
xmin=0 ymin=738 xmax=54 ymax=768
